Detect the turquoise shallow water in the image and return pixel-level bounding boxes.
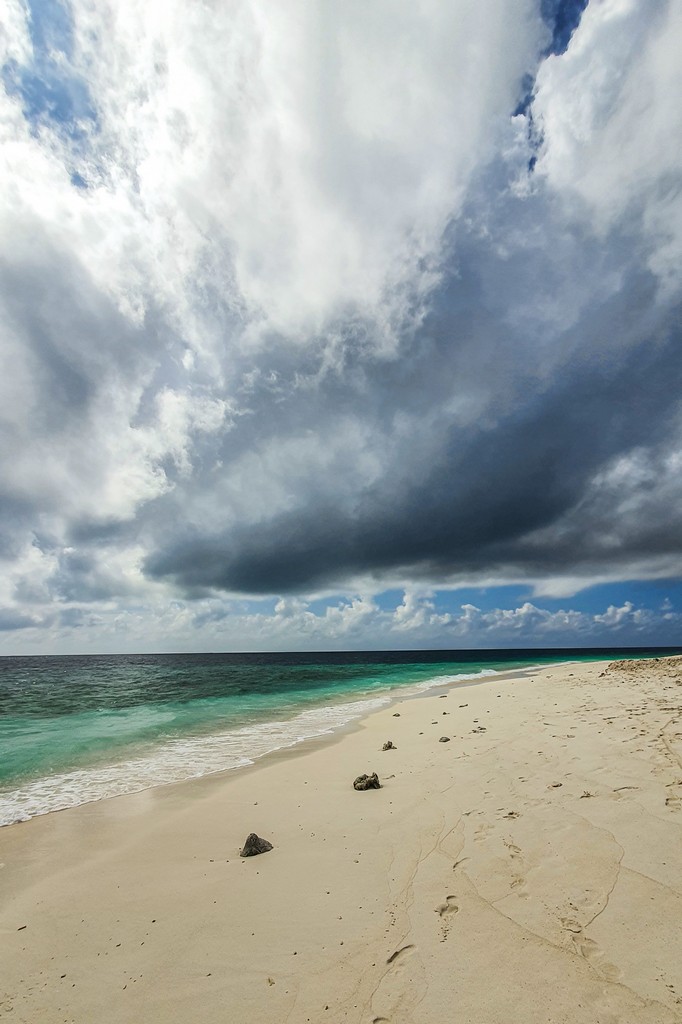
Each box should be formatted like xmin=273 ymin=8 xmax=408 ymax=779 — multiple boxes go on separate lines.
xmin=1 ymin=647 xmax=678 ymax=824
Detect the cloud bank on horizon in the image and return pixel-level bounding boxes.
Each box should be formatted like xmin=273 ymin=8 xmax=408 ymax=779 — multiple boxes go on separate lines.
xmin=1 ymin=0 xmax=682 ymax=652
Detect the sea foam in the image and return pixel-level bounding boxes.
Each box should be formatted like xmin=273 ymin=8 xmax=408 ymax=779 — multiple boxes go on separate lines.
xmin=0 ymin=694 xmax=391 ymax=825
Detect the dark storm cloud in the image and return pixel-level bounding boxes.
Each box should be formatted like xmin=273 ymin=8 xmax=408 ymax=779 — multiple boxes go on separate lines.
xmin=144 ymin=177 xmax=682 ymax=595
xmin=144 ymin=314 xmax=682 ymax=593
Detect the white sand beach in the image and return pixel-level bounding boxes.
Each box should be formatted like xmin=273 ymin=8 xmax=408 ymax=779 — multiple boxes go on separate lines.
xmin=2 ymin=657 xmax=682 ymax=1023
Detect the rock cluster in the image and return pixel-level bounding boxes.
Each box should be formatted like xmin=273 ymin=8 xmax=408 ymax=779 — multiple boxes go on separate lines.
xmin=353 ymin=772 xmax=381 ymax=790
xmin=382 ymin=740 xmax=396 ymax=750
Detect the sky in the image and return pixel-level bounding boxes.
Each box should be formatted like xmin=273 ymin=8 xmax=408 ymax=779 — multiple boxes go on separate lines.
xmin=1 ymin=0 xmax=682 ymax=654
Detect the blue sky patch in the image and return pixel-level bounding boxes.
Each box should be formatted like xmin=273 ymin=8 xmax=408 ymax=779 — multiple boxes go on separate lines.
xmin=2 ymin=0 xmax=97 ymax=140
xmin=514 ymin=0 xmax=589 ymax=118
xmin=369 ymin=580 xmax=682 ymax=619
xmin=541 ymin=0 xmax=590 ymax=56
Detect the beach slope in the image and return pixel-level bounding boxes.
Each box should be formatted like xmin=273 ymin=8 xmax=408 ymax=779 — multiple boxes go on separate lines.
xmin=2 ymin=657 xmax=682 ymax=1023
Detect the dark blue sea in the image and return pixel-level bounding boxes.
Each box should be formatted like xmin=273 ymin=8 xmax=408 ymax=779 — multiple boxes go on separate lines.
xmin=1 ymin=647 xmax=679 ymax=825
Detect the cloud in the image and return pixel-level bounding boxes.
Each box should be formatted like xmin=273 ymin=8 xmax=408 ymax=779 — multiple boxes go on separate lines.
xmin=143 ymin=223 xmax=682 ymax=594
xmin=533 ymin=0 xmax=682 ymax=292
xmin=2 ymin=587 xmax=680 ymax=654
xmin=140 ymin=2 xmax=682 ymax=599
xmin=0 ymin=606 xmax=51 ymax=632
xmin=1 ymin=1 xmax=682 ymax=649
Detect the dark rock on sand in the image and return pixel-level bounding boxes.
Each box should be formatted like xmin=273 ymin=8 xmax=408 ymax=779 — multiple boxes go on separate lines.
xmin=240 ymin=833 xmax=274 ymax=857
xmin=439 ymin=736 xmax=451 ymax=743
xmin=382 ymin=741 xmax=396 ymax=750
xmin=353 ymin=773 xmax=381 ymax=790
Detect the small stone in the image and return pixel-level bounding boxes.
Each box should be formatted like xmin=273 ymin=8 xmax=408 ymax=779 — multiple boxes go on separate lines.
xmin=393 ymin=713 xmax=401 ymax=717
xmin=439 ymin=736 xmax=450 ymax=743
xmin=240 ymin=833 xmax=274 ymax=857
xmin=382 ymin=741 xmax=396 ymax=751
xmin=353 ymin=773 xmax=381 ymax=791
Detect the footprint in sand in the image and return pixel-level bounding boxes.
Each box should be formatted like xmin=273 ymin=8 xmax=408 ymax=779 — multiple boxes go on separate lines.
xmin=436 ymin=896 xmax=459 ymax=940
xmin=373 ymin=944 xmax=421 ymax=1022
xmin=503 ymin=842 xmax=527 ymax=894
xmin=561 ymin=919 xmax=622 ymax=982
xmin=386 ymin=944 xmax=416 ymax=965
xmin=436 ymin=895 xmax=459 ymax=918
xmin=575 ymin=935 xmax=623 ymax=982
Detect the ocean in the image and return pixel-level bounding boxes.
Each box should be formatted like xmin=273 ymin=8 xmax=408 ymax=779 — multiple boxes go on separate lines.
xmin=1 ymin=647 xmax=678 ymax=826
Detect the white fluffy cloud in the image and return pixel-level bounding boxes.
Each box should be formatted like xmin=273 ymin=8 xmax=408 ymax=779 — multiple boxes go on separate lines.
xmin=3 ymin=587 xmax=679 ymax=654
xmin=0 ymin=0 xmax=540 ymax=532
xmin=11 ymin=0 xmax=542 ymax=348
xmin=534 ymin=0 xmax=682 ymax=294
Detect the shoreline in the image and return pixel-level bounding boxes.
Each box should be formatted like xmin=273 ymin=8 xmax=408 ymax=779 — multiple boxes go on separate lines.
xmin=2 ymin=656 xmax=682 ymax=1023
xmin=0 ymin=657 xmax=596 ymax=829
